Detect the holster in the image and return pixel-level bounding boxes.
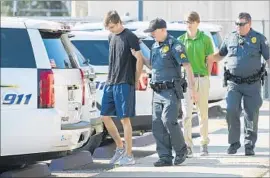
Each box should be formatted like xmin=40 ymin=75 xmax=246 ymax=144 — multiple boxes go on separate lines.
xmin=181 ymin=79 xmax=187 ymax=93
xmin=172 ymin=79 xmax=184 ymax=99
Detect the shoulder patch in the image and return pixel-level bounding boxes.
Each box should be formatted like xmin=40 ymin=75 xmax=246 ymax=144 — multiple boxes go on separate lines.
xmin=265 ymin=39 xmax=269 ymax=46
xmin=180 ymin=53 xmax=186 ymax=59
xmin=174 ymin=44 xmax=183 ymax=52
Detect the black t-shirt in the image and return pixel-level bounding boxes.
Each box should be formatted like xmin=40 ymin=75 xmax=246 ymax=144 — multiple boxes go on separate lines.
xmin=107 ymin=28 xmax=140 ymax=85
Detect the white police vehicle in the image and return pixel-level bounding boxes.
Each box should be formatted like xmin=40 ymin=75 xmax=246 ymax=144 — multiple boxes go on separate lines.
xmin=70 ymin=30 xmax=153 ymax=132
xmin=0 ymin=17 xmax=101 ymax=169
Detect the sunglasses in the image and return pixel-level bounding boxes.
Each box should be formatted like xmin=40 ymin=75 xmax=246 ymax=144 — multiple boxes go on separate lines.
xmin=235 ymin=22 xmax=248 ymax=26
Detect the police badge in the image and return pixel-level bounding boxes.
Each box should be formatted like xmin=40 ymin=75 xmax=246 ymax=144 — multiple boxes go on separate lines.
xmin=251 ymin=37 xmax=257 ymax=44
xmin=162 ymin=45 xmax=169 ymax=53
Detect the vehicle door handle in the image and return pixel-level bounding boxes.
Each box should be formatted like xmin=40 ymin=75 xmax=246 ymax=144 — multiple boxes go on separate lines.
xmin=67 ymin=85 xmax=79 ymax=90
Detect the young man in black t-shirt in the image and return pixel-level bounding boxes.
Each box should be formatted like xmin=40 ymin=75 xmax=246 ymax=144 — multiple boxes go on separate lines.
xmin=101 ymin=10 xmax=144 ymax=165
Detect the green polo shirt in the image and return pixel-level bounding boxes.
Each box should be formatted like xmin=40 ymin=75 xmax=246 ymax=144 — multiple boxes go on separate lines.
xmin=177 ymin=30 xmax=214 ymax=76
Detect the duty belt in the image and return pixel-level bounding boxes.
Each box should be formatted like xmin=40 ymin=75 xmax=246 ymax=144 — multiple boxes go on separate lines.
xmin=150 ymin=81 xmax=175 ymax=92
xmin=227 ymin=72 xmax=262 ymax=84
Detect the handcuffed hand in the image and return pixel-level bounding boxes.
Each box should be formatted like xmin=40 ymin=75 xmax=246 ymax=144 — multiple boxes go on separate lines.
xmin=190 ymin=88 xmax=199 ymax=103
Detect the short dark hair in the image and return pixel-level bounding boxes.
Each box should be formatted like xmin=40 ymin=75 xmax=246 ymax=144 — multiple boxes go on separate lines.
xmin=238 ymin=12 xmax=252 ymax=22
xmin=103 ymin=10 xmax=122 ymax=27
xmin=186 ymin=11 xmax=200 ymax=23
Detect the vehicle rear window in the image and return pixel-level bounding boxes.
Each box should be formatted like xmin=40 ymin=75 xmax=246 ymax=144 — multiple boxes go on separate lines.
xmin=139 ymin=41 xmax=151 ymax=59
xmin=142 ymin=39 xmax=154 ymax=49
xmin=72 ymin=40 xmax=151 ymax=66
xmin=211 ymin=32 xmax=222 ymax=48
xmin=40 ymin=32 xmax=75 ymax=69
xmin=0 ymin=28 xmax=36 ymax=68
xmin=167 ymin=30 xmax=185 ymax=39
xmin=141 ymin=30 xmax=186 ymax=49
xmin=72 ymin=40 xmax=109 ymax=66
xmin=72 ymin=44 xmax=89 ymax=67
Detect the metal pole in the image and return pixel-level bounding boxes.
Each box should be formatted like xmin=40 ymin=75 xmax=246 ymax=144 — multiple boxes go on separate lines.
xmin=12 ymin=0 xmax=17 ymax=16
xmin=71 ymin=1 xmax=76 ymax=17
xmin=261 ymin=19 xmax=269 ymax=99
xmin=138 ymin=0 xmax=143 ymax=21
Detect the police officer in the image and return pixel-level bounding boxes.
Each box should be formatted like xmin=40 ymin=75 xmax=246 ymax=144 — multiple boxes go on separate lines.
xmin=143 ymin=18 xmax=198 ymax=166
xmin=209 ymin=12 xmax=269 ymax=156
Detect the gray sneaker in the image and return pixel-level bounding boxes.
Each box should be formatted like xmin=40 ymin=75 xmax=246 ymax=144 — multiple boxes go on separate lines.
xmin=118 ymin=154 xmax=135 ymax=166
xmin=109 ymin=147 xmax=125 ymax=164
xmin=187 ymin=147 xmax=193 ymax=158
xmin=200 ymin=145 xmax=208 ymax=156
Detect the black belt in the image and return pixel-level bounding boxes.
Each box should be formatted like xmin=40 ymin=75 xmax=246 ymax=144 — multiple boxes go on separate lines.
xmin=194 ymin=74 xmax=205 ymax=77
xmin=228 ymin=73 xmax=261 ymax=84
xmin=150 ymin=81 xmax=175 ymax=92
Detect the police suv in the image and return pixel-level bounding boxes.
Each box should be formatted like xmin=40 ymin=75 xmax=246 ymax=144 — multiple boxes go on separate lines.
xmin=0 ymin=17 xmax=101 ymax=168
xmin=70 ymin=30 xmax=152 ymax=132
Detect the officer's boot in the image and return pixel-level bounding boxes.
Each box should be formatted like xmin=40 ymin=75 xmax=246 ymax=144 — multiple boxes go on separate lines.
xmin=174 ymin=148 xmax=188 ymax=165
xmin=227 ymin=141 xmax=241 ymax=154
xmin=153 ymin=158 xmax=173 ymax=167
xmin=245 ymin=145 xmax=255 ymax=156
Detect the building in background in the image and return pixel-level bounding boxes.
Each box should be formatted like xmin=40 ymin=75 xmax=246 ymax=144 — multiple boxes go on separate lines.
xmin=84 ymin=1 xmax=269 ymax=38
xmin=71 ymin=1 xmax=88 ymax=17
xmin=1 ymin=1 xmax=71 ymax=16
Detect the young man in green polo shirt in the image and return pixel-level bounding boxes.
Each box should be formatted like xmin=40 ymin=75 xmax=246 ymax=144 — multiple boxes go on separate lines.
xmin=178 ymin=11 xmax=214 ymax=157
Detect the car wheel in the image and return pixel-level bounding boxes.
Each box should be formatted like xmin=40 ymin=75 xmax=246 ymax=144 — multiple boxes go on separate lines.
xmin=88 ymin=132 xmax=104 ymax=155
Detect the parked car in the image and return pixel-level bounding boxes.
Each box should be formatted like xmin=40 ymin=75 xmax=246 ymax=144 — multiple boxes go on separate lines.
xmin=70 ymin=30 xmax=152 ymax=132
xmin=0 ymin=17 xmax=101 ymax=170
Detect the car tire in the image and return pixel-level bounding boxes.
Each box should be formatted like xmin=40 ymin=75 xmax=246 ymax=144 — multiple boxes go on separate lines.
xmin=88 ymin=132 xmax=104 ymax=155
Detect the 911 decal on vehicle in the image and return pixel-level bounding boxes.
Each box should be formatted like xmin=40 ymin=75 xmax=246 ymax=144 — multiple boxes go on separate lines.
xmin=96 ymin=81 xmax=106 ymax=90
xmin=1 ymin=93 xmax=32 ymax=105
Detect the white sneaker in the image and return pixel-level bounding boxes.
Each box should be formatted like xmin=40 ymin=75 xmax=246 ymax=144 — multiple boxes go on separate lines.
xmin=118 ymin=154 xmax=135 ymax=166
xmin=109 ymin=147 xmax=125 ymax=164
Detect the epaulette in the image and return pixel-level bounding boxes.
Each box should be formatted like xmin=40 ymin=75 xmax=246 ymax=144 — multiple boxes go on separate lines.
xmin=252 ymin=29 xmax=263 ymax=37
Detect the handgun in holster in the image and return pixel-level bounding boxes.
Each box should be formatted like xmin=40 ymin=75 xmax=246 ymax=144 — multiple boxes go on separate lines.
xmin=171 ymin=79 xmax=182 ymax=99
xmin=223 ymin=66 xmax=230 ymax=87
xmin=261 ymin=63 xmax=268 ymax=86
xmin=180 ymin=71 xmax=187 ymax=93
xmin=149 ymin=82 xmax=160 ymax=93
xmin=181 ymin=79 xmax=187 ymax=93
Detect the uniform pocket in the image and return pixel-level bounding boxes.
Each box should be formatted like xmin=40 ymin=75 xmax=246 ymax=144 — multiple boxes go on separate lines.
xmin=248 ymin=44 xmax=260 ymax=57
xmin=161 ymin=52 xmax=170 ymax=59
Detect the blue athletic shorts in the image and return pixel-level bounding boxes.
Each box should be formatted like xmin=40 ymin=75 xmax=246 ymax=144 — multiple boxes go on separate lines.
xmin=100 ymin=83 xmax=135 ymax=119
